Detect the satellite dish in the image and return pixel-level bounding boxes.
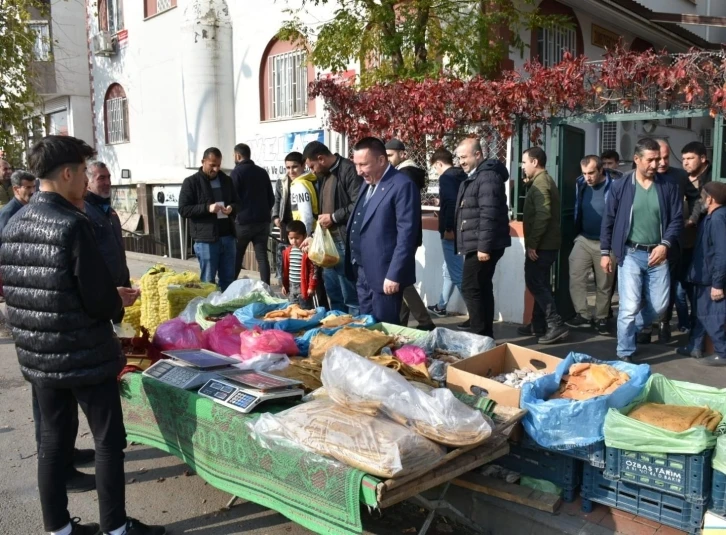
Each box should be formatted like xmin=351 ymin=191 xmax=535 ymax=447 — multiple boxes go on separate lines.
xmin=621 ymin=121 xmax=633 ymax=132
xmin=642 ymin=120 xmax=658 ymax=134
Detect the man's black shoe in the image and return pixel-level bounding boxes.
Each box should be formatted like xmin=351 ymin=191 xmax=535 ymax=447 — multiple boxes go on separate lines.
xmin=538 ymin=324 xmax=569 ymax=344
xmin=566 ymin=314 xmax=591 ymax=328
xmin=701 ymin=355 xmax=726 ymax=367
xmin=73 ymin=448 xmax=95 ymax=466
xmin=66 ymin=469 xmax=96 ymax=493
xmin=676 ymin=347 xmax=703 ymax=359
xmin=636 ymin=331 xmax=651 ymax=344
xmin=106 ymin=517 xmax=166 ymax=535
xmin=516 ymin=323 xmax=545 ymax=337
xmin=458 ymin=319 xmax=471 ymax=329
xmin=619 ymin=356 xmax=634 ymax=363
xmin=596 ymin=319 xmax=609 ymax=335
xmin=70 ymin=517 xmax=101 ymax=535
xmin=658 ymin=322 xmax=672 ymax=344
xmin=417 ymin=323 xmax=436 ymax=332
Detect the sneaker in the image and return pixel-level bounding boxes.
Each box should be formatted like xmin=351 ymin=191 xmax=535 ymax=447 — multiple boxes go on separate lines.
xmin=566 ymin=314 xmax=592 ymax=328
xmin=676 ymin=347 xmax=703 ymax=359
xmin=66 ymin=469 xmax=96 ymax=493
xmin=701 ymin=355 xmax=726 ymax=367
xmin=657 ymin=322 xmax=672 ymax=344
xmin=73 ymin=448 xmax=95 ymax=466
xmin=618 ymin=355 xmax=634 ymax=363
xmin=417 ymin=323 xmax=436 ymax=331
xmin=427 ymin=305 xmax=447 ymax=317
xmin=595 ymin=319 xmax=609 ymax=335
xmin=517 ymin=323 xmax=546 ymax=336
xmin=70 ymin=517 xmax=101 ymax=535
xmin=636 ymin=331 xmax=651 ymax=344
xmin=106 ymin=518 xmax=166 ymax=535
xmin=538 ymin=324 xmax=570 ymax=344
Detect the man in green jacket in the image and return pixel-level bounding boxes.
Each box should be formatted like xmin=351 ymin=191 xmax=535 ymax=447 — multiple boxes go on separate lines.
xmin=518 ymin=147 xmax=570 ymax=344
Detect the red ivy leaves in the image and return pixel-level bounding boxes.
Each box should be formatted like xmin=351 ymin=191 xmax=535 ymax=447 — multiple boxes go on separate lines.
xmin=310 ymin=45 xmax=726 ymax=144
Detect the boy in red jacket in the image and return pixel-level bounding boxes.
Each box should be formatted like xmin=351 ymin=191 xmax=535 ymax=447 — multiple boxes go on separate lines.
xmin=282 ymin=220 xmax=317 ymax=309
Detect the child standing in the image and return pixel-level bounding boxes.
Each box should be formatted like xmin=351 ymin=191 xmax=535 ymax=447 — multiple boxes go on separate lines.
xmin=282 ymin=220 xmax=317 ymax=309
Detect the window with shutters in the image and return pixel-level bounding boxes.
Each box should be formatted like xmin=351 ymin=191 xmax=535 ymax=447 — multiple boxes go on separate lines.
xmin=104 ymin=84 xmax=129 ymax=144
xmin=98 ymin=0 xmax=124 ymax=34
xmin=537 ymin=26 xmax=577 ymax=67
xmin=145 ymin=0 xmax=177 ymax=19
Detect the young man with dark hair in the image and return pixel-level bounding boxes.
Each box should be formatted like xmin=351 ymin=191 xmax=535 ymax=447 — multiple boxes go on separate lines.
xmin=0 ymin=169 xmax=36 ymax=236
xmin=428 ymin=147 xmax=467 ymax=318
xmin=0 ymin=135 xmax=163 ymax=535
xmin=179 ymin=147 xmax=239 ymax=291
xmin=346 ymin=137 xmax=420 ymax=324
xmin=231 ymin=143 xmax=274 ymax=284
xmin=302 ymin=140 xmax=363 ymax=314
xmin=601 ymin=137 xmax=683 ymax=362
xmin=679 ymin=181 xmax=726 ymax=365
xmin=518 ymin=146 xmax=569 ymax=344
xmin=272 ymin=151 xmax=302 ymax=280
xmin=600 ymin=150 xmax=623 ymax=178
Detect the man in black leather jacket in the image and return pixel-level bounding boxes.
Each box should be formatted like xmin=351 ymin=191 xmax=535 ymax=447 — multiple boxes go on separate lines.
xmin=0 ymin=135 xmax=164 ymax=535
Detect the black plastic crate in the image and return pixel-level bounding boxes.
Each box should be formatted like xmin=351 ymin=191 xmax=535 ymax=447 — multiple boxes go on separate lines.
xmin=521 ymin=434 xmax=605 ymax=468
xmin=605 ymin=447 xmax=712 ymax=505
xmin=495 ymin=443 xmax=580 ymax=501
xmin=711 ymin=469 xmax=726 ymax=516
xmin=582 ymin=464 xmax=704 ymax=534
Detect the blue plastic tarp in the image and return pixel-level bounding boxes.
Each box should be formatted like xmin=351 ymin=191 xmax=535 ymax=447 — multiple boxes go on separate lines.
xmin=233 ymin=302 xmax=327 ymax=333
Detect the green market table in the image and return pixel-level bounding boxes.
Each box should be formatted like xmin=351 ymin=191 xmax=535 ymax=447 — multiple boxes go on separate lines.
xmin=120 ymin=373 xmax=522 ymax=535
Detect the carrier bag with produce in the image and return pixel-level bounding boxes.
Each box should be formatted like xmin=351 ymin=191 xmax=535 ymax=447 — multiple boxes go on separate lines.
xmin=239 ymin=327 xmax=298 ymax=359
xmin=321 ymin=347 xmax=493 ymax=447
xmin=250 ymin=399 xmax=445 ymax=478
xmin=604 ymin=374 xmax=726 ymax=454
xmin=195 ymin=279 xmax=286 ymax=329
xmin=203 ymin=315 xmax=246 ymax=357
xmin=308 ymin=227 xmax=340 ymax=268
xmin=234 ymin=302 xmax=326 ymax=333
xmin=521 ymin=352 xmax=650 ymax=450
xmin=152 ymin=317 xmax=206 ymax=351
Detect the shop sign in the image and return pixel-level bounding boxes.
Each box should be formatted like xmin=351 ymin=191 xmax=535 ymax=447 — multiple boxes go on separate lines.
xmin=246 ymin=130 xmax=325 ymax=179
xmin=153 ymin=185 xmax=182 ymax=207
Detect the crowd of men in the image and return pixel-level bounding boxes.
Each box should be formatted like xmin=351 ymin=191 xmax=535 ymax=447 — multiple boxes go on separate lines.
xmin=0 ymin=128 xmax=724 ymax=535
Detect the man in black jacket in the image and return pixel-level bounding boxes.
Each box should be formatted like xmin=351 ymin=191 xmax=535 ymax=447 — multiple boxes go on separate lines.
xmin=0 ymin=135 xmax=163 ymax=535
xmin=85 ymin=161 xmax=130 ymax=291
xmin=455 ymin=138 xmax=512 ymax=338
xmin=231 ymin=143 xmax=274 ymax=284
xmin=179 ymin=147 xmax=239 ymax=291
xmin=303 ymin=141 xmax=363 ymax=313
xmin=428 ymin=147 xmax=467 ymax=317
xmin=0 ymin=169 xmax=36 ymax=237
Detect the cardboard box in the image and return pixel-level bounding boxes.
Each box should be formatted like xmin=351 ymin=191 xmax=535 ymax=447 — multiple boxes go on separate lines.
xmin=447 ymin=343 xmax=563 ymax=408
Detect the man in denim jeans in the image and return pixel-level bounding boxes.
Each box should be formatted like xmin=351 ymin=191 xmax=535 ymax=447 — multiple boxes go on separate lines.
xmin=179 ymin=147 xmax=239 ymax=291
xmin=600 ymin=138 xmax=683 ymax=362
xmin=302 ymin=141 xmax=363 ymax=313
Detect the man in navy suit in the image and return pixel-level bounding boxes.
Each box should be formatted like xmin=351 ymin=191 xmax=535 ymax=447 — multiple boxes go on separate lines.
xmin=345 ymin=137 xmax=421 ymax=324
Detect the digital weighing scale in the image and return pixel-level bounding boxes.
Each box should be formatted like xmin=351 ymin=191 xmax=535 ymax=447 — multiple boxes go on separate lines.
xmin=198 ymin=371 xmax=304 ymax=414
xmin=142 ymin=349 xmax=240 ymax=391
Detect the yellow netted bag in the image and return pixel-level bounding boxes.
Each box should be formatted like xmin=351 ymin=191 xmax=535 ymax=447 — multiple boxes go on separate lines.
xmin=140 ymin=265 xmax=173 ymax=336
xmin=163 ymin=281 xmax=216 ymax=320
xmin=124 ymin=300 xmax=142 ymax=335
xmin=156 ymin=271 xmax=201 ymax=321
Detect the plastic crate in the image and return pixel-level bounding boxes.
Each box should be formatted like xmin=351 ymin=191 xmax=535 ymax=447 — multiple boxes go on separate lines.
xmin=604 ymin=447 xmax=712 ymax=505
xmin=711 ymin=469 xmax=726 ymax=516
xmin=582 ymin=464 xmax=704 ymax=535
xmin=495 ymin=443 xmax=580 ymax=501
xmin=521 ymin=434 xmax=605 ymax=468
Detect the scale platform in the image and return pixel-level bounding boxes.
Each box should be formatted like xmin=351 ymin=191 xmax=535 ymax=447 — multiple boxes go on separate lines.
xmin=142 ymin=360 xmax=223 ymax=390
xmin=198 ymin=372 xmax=303 ymax=414
xmin=161 ymin=348 xmax=238 ymax=370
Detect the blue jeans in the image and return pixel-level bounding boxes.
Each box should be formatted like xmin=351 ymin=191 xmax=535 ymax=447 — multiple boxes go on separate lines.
xmin=437 ymin=239 xmax=463 ymax=309
xmin=618 ymin=248 xmax=670 ymax=358
xmin=194 ymin=236 xmax=237 ymax=291
xmin=674 ymin=281 xmax=691 ymax=330
xmin=323 ymin=237 xmax=359 ymax=314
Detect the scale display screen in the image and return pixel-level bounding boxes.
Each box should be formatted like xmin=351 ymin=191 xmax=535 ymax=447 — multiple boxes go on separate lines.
xmin=225 ymin=370 xmax=302 ymax=391
xmin=161 ymin=349 xmax=236 ymax=370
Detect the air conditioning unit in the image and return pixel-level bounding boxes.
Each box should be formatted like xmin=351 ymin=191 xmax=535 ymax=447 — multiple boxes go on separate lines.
xmin=91 ymin=31 xmax=116 ymax=56
xmin=702 ymin=128 xmax=714 ymax=149
xmin=601 ymin=120 xmax=635 ymax=161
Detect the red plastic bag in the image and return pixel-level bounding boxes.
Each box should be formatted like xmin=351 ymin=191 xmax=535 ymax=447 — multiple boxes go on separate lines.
xmin=152 ymin=318 xmax=206 ymax=351
xmin=239 ymin=327 xmax=298 ymax=359
xmin=203 ymin=315 xmax=247 ymax=356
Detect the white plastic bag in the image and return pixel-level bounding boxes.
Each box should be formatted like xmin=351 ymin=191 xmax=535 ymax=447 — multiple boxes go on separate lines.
xmin=308 ymin=228 xmax=340 ymax=268
xmin=250 ymin=399 xmax=445 ymax=478
xmin=321 ymin=347 xmax=493 ymax=447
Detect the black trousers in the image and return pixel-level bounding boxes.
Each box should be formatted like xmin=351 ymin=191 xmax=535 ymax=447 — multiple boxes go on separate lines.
xmin=34 ymin=379 xmax=127 ymax=532
xmin=524 ymin=250 xmax=561 ymax=329
xmin=235 ymin=222 xmax=271 ymax=285
xmin=32 ymin=388 xmax=79 ymax=473
xmin=400 ymin=285 xmax=435 ymax=327
xmin=662 ymin=242 xmax=682 ymax=323
xmin=461 ymin=249 xmax=505 ymax=338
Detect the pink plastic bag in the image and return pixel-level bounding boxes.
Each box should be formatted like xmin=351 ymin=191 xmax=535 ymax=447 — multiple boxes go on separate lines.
xmin=394 ymin=345 xmax=427 ymax=365
xmin=203 ymin=315 xmax=247 ymax=356
xmin=152 ymin=318 xmax=206 ymax=351
xmin=239 ymin=327 xmax=298 ymax=359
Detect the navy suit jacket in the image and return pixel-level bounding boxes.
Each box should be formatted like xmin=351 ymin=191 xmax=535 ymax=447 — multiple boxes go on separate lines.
xmin=345 ymin=166 xmax=421 ymax=291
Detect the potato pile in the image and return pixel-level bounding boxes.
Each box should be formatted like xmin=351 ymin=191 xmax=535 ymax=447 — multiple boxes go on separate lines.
xmin=140 ymin=265 xmax=172 ymax=336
